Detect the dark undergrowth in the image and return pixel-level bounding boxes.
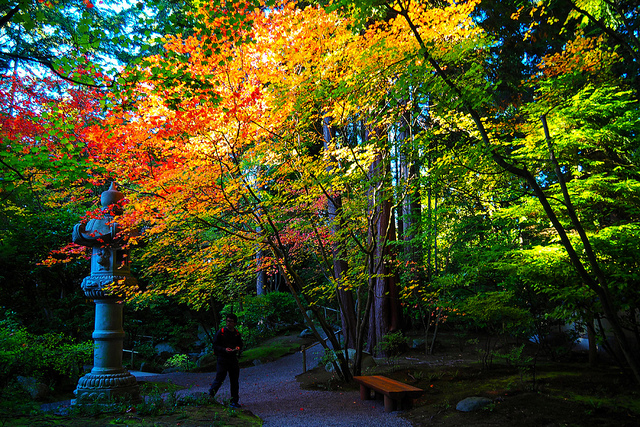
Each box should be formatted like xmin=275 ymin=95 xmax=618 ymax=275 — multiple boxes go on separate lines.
xmin=296 ymin=332 xmax=640 ymax=427
xmin=1 ymin=380 xmax=261 ymax=427
xmin=3 ymin=330 xmax=639 ymax=426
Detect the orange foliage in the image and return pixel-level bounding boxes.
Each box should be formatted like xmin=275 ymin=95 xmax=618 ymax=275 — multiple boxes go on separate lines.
xmin=538 ymin=34 xmax=620 ymax=77
xmin=82 ymin=0 xmax=489 ymax=301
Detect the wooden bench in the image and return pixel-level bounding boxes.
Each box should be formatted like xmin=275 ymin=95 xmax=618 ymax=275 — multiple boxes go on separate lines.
xmin=353 ymin=375 xmax=424 ymax=412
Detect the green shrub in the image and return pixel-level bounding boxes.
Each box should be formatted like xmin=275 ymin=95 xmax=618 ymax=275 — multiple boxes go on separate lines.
xmin=223 ymin=292 xmax=302 ymax=347
xmin=163 ymin=354 xmax=196 ymax=372
xmin=0 ymin=310 xmax=92 ymax=393
xmin=124 ymin=300 xmax=200 ymax=353
xmin=376 ymin=331 xmax=408 ymax=357
xmin=461 ymin=291 xmax=533 ymax=338
xmin=261 ymin=292 xmax=300 ymax=324
xmin=460 ymin=291 xmax=534 ymax=368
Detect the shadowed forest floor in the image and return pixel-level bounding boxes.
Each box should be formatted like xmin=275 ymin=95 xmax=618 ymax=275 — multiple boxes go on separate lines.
xmin=296 ymin=331 xmax=640 ymax=426
xmin=3 ymin=330 xmax=640 ymax=426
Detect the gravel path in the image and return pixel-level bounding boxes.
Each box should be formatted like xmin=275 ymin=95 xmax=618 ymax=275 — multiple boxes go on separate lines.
xmin=135 ymin=350 xmax=414 ymax=427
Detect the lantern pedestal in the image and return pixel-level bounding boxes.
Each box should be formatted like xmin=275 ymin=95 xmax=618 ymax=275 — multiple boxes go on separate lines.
xmin=72 ymin=183 xmax=140 ymax=403
xmin=73 ymin=298 xmax=140 ymax=403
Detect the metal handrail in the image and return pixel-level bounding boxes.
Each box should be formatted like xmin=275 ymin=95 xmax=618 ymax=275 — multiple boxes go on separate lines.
xmin=300 ymin=329 xmax=342 ymax=373
xmin=123 ymin=335 xmax=154 ymax=368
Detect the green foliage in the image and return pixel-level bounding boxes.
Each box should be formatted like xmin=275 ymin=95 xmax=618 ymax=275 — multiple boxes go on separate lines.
xmin=0 ymin=381 xmax=41 ymax=419
xmin=260 ymin=291 xmax=301 ymax=325
xmin=493 ymin=343 xmax=537 ymax=389
xmin=0 ymin=310 xmax=92 ymax=391
xmin=2 ymin=0 xmax=209 ymax=86
xmin=461 ymin=291 xmax=533 ymax=338
xmin=125 ymin=301 xmax=200 ymax=353
xmin=319 ymin=348 xmax=339 ymax=370
xmin=0 ymin=193 xmax=94 ymax=338
xmin=223 ymin=292 xmax=302 ymax=347
xmin=134 ymin=342 xmax=157 ymax=361
xmin=163 ymin=354 xmax=196 ymax=372
xmin=375 ymin=331 xmax=408 ymax=357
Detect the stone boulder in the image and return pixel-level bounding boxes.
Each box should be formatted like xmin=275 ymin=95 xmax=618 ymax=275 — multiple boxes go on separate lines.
xmin=411 ymin=338 xmax=426 ymax=350
xmin=456 ymin=396 xmax=493 ymax=412
xmin=16 ymin=376 xmax=49 ymax=400
xmin=196 ymin=352 xmax=217 ymax=371
xmin=323 ymin=349 xmax=377 ymax=372
xmin=154 ymin=342 xmax=176 ymax=355
xmin=361 ymin=354 xmax=377 ymax=371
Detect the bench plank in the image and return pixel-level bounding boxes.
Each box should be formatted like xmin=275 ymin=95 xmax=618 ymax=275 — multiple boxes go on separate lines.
xmin=354 ymin=375 xmax=423 ymax=395
xmin=354 ymin=375 xmax=424 ymax=412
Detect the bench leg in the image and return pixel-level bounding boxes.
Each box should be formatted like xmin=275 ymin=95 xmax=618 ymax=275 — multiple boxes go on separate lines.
xmin=359 ymin=385 xmax=371 ymax=400
xmin=383 ymin=395 xmax=396 ymax=412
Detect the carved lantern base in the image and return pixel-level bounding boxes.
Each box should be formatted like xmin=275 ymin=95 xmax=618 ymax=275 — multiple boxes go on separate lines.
xmin=73 ymin=297 xmax=141 ymax=404
xmin=74 ymin=372 xmax=140 ymax=403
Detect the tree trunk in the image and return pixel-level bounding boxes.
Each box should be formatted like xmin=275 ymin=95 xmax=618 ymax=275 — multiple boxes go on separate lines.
xmin=366 ymin=146 xmax=403 ymax=355
xmin=256 ymin=247 xmax=267 ymax=296
xmin=396 ymin=109 xmax=423 ymax=278
xmin=323 ymin=117 xmax=357 ymax=348
xmin=585 ymin=318 xmax=599 ymax=367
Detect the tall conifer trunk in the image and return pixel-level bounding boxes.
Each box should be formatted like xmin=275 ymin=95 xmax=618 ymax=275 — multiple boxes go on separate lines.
xmin=366 ymin=129 xmax=403 ymax=355
xmin=396 ymin=109 xmax=422 ymax=281
xmin=256 ymin=248 xmax=267 ymax=296
xmin=323 ymin=117 xmax=357 ymax=348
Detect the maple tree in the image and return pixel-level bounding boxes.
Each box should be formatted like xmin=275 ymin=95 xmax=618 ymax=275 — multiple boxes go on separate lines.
xmin=81 ymin=0 xmax=429 ymax=378
xmin=0 ymin=0 xmax=214 ymax=336
xmin=0 ymin=59 xmax=110 ymax=333
xmin=0 ymin=0 xmax=214 ymax=87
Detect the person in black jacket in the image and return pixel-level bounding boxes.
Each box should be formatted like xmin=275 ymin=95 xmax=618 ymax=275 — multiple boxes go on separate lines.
xmin=208 ymin=313 xmax=243 ymax=408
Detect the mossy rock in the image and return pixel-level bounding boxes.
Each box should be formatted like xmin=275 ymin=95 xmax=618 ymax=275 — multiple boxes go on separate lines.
xmin=196 ymin=353 xmax=217 ymax=371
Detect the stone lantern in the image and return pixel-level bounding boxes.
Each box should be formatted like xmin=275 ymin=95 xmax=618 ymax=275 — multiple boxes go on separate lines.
xmin=71 ymin=182 xmax=140 ymax=403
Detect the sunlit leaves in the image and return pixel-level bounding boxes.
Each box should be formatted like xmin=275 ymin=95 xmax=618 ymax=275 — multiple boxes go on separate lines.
xmin=74 ymin=0 xmax=640 ymax=339
xmin=566 ymin=0 xmax=624 ymax=30
xmin=0 ymin=71 xmax=105 ymax=202
xmin=83 ymin=1 xmax=406 ymax=306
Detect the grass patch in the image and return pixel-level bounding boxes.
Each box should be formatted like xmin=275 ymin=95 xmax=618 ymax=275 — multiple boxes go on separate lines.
xmin=4 ymin=404 xmax=261 ymax=426
xmin=407 ymin=363 xmax=640 ymax=426
xmin=139 ymin=380 xmax=184 ymax=394
xmin=239 ymin=333 xmax=312 ymax=367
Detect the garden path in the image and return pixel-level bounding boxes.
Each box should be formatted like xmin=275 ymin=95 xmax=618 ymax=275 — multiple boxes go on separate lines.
xmin=135 ymin=349 xmax=414 ymax=426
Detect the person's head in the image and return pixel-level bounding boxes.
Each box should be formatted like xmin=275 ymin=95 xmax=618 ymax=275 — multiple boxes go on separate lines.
xmin=225 ymin=313 xmax=238 ymax=330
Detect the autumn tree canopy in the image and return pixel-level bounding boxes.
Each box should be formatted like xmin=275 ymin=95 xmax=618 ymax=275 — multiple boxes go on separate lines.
xmin=3 ymin=0 xmax=640 ymax=381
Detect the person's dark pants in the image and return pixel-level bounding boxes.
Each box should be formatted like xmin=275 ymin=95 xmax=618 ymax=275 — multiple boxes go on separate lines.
xmin=209 ymin=357 xmax=240 ymax=403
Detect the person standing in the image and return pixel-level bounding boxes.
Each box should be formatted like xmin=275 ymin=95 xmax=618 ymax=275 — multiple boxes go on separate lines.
xmin=209 ymin=313 xmax=243 ymax=408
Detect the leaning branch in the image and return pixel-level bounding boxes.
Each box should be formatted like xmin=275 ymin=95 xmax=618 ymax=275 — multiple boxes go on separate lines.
xmin=0 ymin=5 xmax=20 ymax=29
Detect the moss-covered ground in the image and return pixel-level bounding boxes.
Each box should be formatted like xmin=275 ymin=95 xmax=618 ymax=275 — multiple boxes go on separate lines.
xmin=295 ymin=331 xmax=640 ymax=426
